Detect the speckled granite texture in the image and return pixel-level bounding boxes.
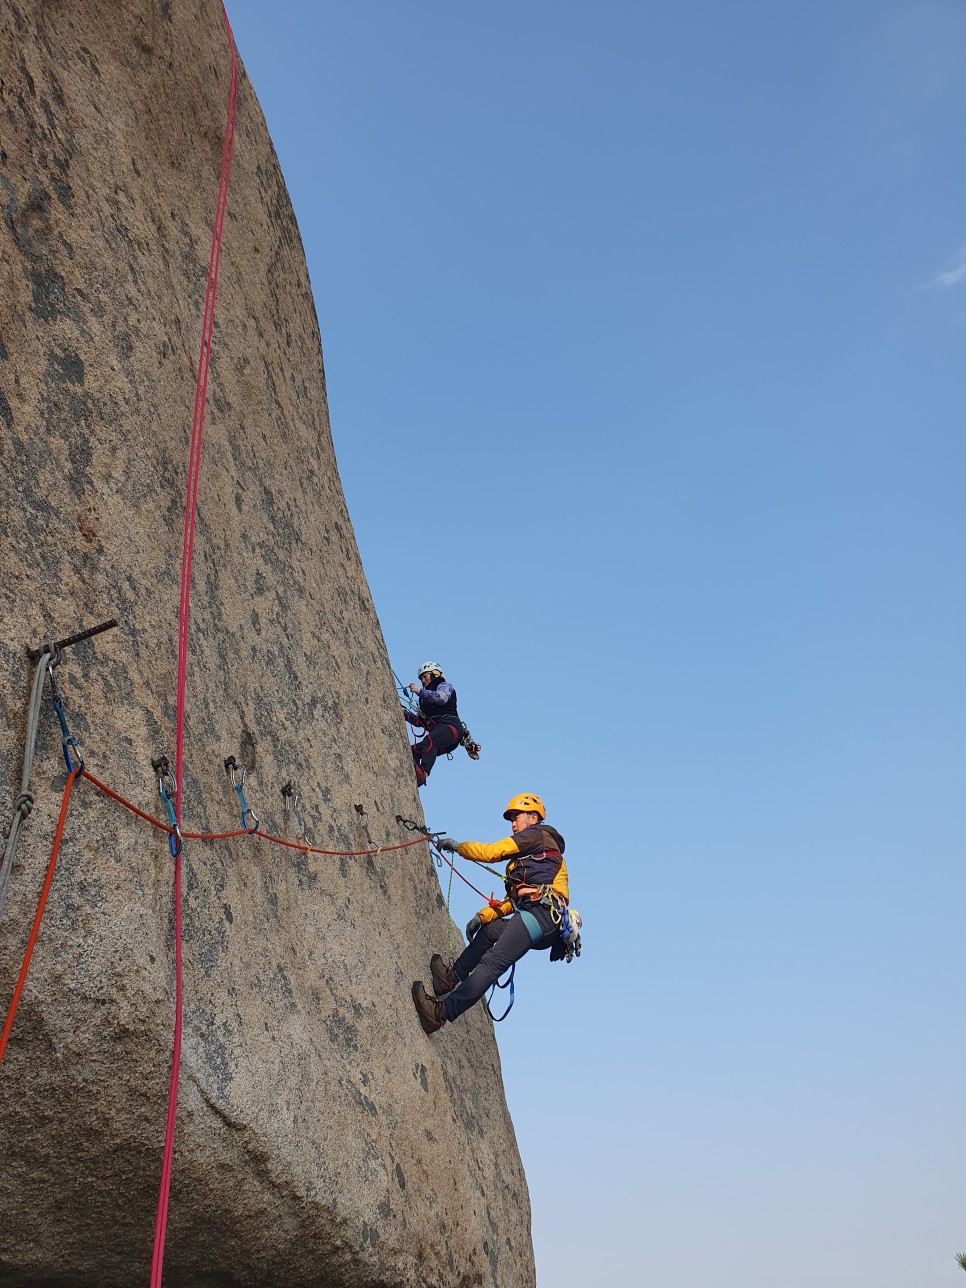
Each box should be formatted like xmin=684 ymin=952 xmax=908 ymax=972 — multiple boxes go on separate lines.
xmin=0 ymin=3 xmax=534 ymax=1285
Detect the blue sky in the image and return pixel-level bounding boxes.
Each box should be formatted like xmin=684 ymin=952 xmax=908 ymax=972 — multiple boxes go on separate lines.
xmin=226 ymin=3 xmax=965 ymax=1284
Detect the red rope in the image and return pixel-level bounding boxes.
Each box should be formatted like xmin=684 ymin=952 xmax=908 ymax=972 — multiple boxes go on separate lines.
xmin=80 ymin=770 xmax=430 ymax=855
xmin=0 ymin=768 xmax=80 ymax=1066
xmin=153 ymin=6 xmax=238 ymax=1284
xmin=428 ymin=842 xmax=495 ymax=903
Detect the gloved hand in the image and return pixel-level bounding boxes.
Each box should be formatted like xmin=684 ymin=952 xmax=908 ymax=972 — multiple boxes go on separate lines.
xmin=436 ymin=837 xmax=458 ymax=853
xmin=403 ymin=709 xmax=420 ymax=726
xmin=465 ymin=914 xmax=482 ymax=939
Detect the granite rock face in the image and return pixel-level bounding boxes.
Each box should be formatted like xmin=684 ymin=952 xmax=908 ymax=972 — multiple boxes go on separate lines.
xmin=0 ymin=3 xmax=535 ymax=1285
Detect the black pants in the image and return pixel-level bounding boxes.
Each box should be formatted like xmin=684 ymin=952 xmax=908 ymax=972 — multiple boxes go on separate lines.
xmin=412 ymin=723 xmax=460 ymax=776
xmin=442 ymin=905 xmax=560 ymax=1022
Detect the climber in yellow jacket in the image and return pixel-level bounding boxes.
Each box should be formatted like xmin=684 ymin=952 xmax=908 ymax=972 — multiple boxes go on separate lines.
xmin=412 ymin=793 xmax=576 ymax=1033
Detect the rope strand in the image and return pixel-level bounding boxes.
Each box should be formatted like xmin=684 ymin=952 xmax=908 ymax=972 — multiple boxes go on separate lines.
xmin=0 ymin=767 xmax=80 ymax=1065
xmin=153 ymin=6 xmax=238 ymax=1284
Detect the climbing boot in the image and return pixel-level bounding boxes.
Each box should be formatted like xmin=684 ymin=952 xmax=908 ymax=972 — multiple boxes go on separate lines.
xmin=430 ymin=953 xmax=456 ymax=996
xmin=414 ymin=764 xmax=428 ymax=788
xmin=412 ymin=981 xmax=445 ymax=1034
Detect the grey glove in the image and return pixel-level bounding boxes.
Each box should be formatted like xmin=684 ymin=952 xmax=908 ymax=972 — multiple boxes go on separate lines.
xmin=437 ymin=837 xmax=458 ymax=853
xmin=465 ymin=914 xmax=482 ymax=940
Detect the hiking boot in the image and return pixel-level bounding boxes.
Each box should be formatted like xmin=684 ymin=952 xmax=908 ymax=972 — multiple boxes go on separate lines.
xmin=430 ymin=953 xmax=457 ymax=996
xmin=414 ymin=764 xmax=428 ymax=788
xmin=412 ymin=981 xmax=445 ymax=1034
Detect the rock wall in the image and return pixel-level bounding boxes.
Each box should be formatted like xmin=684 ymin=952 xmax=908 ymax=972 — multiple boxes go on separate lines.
xmin=0 ymin=3 xmax=535 ymax=1285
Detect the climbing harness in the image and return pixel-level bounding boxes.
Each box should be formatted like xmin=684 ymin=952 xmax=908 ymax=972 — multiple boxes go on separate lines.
xmin=521 ymin=884 xmax=583 ymax=963
xmin=224 ymin=756 xmax=259 ymax=833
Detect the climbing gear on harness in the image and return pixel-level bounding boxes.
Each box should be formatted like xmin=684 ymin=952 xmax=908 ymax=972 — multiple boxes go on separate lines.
xmin=224 ymin=756 xmax=259 ymax=833
xmin=412 ymin=980 xmax=446 ymax=1034
xmin=512 ymin=881 xmax=583 ymax=963
xmin=503 ymin=793 xmax=545 ymax=820
xmin=557 ymin=906 xmax=583 ymax=963
xmin=486 ymin=964 xmax=515 ymax=1021
xmin=460 ymin=723 xmax=482 ymax=760
xmin=559 ymin=904 xmax=581 ymax=947
xmin=417 ymin=661 xmax=443 ymax=679
xmin=430 ymin=953 xmax=457 ymax=996
xmin=151 ymin=757 xmax=183 ymax=858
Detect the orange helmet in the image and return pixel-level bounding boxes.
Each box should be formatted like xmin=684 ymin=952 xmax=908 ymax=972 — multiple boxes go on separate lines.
xmin=503 ymin=793 xmax=546 ymax=821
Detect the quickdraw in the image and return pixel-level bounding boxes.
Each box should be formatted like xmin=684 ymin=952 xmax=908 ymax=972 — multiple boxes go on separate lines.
xmin=151 ymin=756 xmax=182 ymax=858
xmin=46 ymin=658 xmax=84 ymax=775
xmin=280 ymin=780 xmax=309 ymax=850
xmin=224 ymin=756 xmax=259 ymax=833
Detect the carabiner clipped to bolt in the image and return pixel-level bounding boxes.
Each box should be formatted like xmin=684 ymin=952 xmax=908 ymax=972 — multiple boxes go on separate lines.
xmin=224 ymin=755 xmax=259 ymax=833
xmin=46 ymin=655 xmax=84 ymax=773
xmin=151 ymin=755 xmax=183 ymax=857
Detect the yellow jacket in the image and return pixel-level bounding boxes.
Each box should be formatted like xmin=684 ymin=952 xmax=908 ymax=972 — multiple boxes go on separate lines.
xmin=457 ymin=823 xmax=568 ymax=922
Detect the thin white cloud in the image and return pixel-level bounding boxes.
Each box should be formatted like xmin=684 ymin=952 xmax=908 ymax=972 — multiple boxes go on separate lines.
xmin=926 ymin=248 xmax=966 ymax=289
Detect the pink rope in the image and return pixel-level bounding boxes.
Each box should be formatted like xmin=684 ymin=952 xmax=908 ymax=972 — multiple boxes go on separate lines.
xmin=151 ymin=6 xmax=237 ymax=1285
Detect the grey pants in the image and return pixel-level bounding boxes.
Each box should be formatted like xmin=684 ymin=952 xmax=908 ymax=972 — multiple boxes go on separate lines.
xmin=442 ymin=906 xmax=559 ymax=1022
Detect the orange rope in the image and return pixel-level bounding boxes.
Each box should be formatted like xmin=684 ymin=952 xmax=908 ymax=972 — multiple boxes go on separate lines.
xmin=0 ymin=766 xmax=80 ymax=1064
xmin=80 ymin=769 xmax=430 ymax=857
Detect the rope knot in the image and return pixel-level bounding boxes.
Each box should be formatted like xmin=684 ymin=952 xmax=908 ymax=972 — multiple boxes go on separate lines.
xmin=14 ymin=791 xmax=35 ymax=818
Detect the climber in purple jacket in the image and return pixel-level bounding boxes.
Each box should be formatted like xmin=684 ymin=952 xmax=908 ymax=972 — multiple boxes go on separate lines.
xmin=404 ymin=661 xmax=463 ymax=787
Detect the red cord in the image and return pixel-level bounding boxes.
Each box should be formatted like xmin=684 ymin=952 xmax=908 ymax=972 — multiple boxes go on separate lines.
xmin=153 ymin=7 xmax=237 ymax=1284
xmin=0 ymin=768 xmax=80 ymax=1065
xmin=80 ymin=770 xmax=430 ymax=856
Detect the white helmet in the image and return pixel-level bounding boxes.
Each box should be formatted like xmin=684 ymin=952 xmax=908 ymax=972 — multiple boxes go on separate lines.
xmin=417 ymin=661 xmax=443 ymax=679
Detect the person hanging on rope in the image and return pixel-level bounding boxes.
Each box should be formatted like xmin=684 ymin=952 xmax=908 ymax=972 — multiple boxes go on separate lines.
xmin=412 ymin=792 xmax=579 ymax=1034
xmin=403 ymin=661 xmax=466 ymax=787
